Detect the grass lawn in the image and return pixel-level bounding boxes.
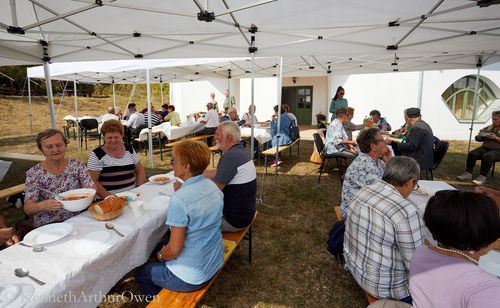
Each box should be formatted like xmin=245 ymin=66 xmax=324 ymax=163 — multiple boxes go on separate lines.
xmin=0 ymin=96 xmax=498 ymax=307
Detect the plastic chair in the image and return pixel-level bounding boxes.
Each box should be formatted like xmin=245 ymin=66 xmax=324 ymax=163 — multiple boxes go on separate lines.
xmin=313 ymin=133 xmax=348 ymax=183
xmin=79 ymin=118 xmax=100 ymax=150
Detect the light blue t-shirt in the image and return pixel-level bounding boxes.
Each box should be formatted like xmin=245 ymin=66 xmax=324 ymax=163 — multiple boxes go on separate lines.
xmin=165 ymin=174 xmax=224 ymax=285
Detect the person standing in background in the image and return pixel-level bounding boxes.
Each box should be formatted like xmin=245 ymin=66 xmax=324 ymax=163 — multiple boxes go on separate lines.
xmin=209 ymin=92 xmax=219 ymax=114
xmin=223 ymin=89 xmax=236 ymax=113
xmin=329 ymin=86 xmax=348 ymax=121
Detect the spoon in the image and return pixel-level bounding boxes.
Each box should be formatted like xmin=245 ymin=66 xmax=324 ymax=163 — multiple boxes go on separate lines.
xmin=105 ymin=223 xmax=124 ymax=237
xmin=18 ymin=242 xmax=46 ymax=252
xmin=14 ymin=268 xmax=46 ymax=286
xmin=33 ymin=186 xmax=68 ymax=200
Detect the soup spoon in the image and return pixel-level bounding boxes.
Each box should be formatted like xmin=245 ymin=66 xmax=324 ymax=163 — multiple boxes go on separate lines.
xmin=105 ymin=223 xmax=124 ymax=237
xmin=14 ymin=268 xmax=45 ymax=285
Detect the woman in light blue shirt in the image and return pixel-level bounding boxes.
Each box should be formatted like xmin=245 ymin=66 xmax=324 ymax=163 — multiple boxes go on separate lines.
xmin=329 ymin=86 xmax=348 ymax=121
xmin=136 ymin=140 xmax=224 ymax=295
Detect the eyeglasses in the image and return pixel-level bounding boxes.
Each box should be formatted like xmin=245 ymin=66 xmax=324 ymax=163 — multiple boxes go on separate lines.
xmin=413 ymin=181 xmax=420 ymax=191
xmin=339 ymin=92 xmax=345 ymax=95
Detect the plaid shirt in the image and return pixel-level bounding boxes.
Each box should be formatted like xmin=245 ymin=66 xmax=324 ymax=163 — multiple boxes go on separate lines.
xmin=344 ymin=179 xmax=423 ymax=299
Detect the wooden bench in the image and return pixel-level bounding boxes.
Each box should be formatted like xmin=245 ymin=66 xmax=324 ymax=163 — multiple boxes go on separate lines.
xmin=0 ymin=184 xmax=25 ymax=200
xmin=261 ymin=138 xmax=300 ymax=173
xmin=0 ymin=152 xmax=44 ymax=162
xmin=164 ymin=135 xmax=215 ymax=148
xmin=147 ymin=212 xmax=257 ymax=308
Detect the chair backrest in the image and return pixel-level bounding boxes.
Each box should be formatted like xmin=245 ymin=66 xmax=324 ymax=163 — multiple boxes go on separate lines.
xmin=313 ymin=133 xmax=324 ymax=154
xmin=432 ymin=140 xmax=449 ymax=170
xmin=133 ymin=123 xmax=149 ymax=138
xmin=79 ymin=118 xmax=99 ymax=130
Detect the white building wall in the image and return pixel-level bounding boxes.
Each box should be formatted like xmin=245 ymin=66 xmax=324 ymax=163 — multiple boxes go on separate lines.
xmin=333 ymin=69 xmax=500 ymax=140
xmin=170 ymin=78 xmax=239 ymax=120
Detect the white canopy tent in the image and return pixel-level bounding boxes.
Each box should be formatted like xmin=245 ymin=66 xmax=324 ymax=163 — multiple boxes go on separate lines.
xmin=1 ymin=0 xmax=500 ymax=172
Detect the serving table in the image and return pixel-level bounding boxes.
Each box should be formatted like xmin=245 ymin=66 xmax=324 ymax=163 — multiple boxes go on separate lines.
xmin=0 ymin=172 xmax=175 ymax=307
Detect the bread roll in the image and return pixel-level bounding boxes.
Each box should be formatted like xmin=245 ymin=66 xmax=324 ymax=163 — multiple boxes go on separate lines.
xmin=94 ymin=196 xmax=126 ymax=214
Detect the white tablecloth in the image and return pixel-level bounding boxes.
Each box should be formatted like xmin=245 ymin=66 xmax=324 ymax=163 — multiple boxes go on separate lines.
xmin=240 ymin=126 xmax=272 ymax=144
xmin=407 ymin=180 xmax=499 ymax=277
xmin=0 ymin=172 xmax=176 ymax=307
xmin=138 ymin=122 xmax=204 ymax=141
xmin=63 ymin=115 xmax=101 ymax=123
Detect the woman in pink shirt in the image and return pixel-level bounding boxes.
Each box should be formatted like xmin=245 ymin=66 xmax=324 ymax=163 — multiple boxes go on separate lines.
xmin=409 ymin=190 xmax=500 ymax=308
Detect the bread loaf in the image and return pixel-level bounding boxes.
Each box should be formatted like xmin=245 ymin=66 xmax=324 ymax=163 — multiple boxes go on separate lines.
xmin=94 ymin=196 xmax=126 ymax=214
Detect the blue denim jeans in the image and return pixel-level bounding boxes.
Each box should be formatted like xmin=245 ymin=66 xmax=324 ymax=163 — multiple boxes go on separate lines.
xmin=135 ymin=235 xmax=209 ymax=296
xmin=136 ymin=262 xmax=209 ymax=296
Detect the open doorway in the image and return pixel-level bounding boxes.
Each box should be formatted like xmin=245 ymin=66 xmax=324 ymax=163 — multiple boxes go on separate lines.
xmin=281 ymin=86 xmax=313 ymax=124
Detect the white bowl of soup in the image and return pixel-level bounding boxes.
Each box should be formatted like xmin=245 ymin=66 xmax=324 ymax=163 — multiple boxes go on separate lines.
xmin=56 ymin=188 xmax=96 ymax=212
xmin=148 ymin=175 xmax=171 ymax=185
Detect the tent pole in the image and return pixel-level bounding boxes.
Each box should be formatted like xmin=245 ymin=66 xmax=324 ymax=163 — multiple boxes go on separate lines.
xmin=250 ymin=56 xmax=255 ymax=158
xmin=43 ymin=61 xmax=57 ymax=129
xmin=73 ymin=76 xmax=80 ymax=151
xmin=146 ymin=69 xmax=154 ymax=168
xmin=27 ymin=77 xmax=33 ymax=136
xmin=160 ymin=77 xmax=164 ymax=105
xmin=466 ymin=64 xmax=482 ymax=168
xmin=274 ymin=57 xmax=283 ymax=177
xmin=327 ymin=72 xmax=332 ymax=121
xmin=417 ymin=71 xmax=424 ymax=110
xmin=112 ymin=79 xmax=116 ymax=110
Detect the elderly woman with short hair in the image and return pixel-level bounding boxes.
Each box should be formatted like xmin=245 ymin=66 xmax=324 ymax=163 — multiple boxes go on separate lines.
xmin=410 ymin=190 xmax=500 ymax=307
xmin=24 ymin=129 xmax=95 ymax=227
xmin=136 ymin=140 xmax=224 ymax=295
xmin=88 ymin=119 xmax=145 ymax=198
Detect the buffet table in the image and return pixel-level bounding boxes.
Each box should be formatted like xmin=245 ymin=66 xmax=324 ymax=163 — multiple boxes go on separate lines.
xmin=0 ymin=172 xmax=175 ymax=307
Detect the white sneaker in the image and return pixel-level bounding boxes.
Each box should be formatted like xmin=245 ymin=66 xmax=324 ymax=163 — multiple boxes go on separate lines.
xmin=456 ymin=172 xmax=472 ymax=181
xmin=472 ymin=175 xmax=487 ymax=186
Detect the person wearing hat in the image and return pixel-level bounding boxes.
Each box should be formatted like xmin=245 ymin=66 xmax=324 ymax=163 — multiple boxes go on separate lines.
xmin=389 ymin=108 xmax=434 ymax=171
xmin=457 ymin=110 xmax=500 ymax=185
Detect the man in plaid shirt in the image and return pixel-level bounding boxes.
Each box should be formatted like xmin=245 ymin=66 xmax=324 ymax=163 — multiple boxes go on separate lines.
xmin=344 ymin=156 xmax=423 ymax=303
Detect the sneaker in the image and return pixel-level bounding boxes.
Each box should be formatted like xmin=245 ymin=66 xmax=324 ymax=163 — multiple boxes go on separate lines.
xmin=472 ymin=175 xmax=487 ymax=186
xmin=456 ymin=172 xmax=472 ymax=181
xmin=270 ymin=160 xmax=282 ymax=167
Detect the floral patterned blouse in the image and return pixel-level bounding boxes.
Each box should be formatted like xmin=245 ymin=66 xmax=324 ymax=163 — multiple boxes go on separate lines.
xmin=25 ymin=159 xmax=95 ymax=227
xmin=341 ymin=152 xmax=386 ymax=218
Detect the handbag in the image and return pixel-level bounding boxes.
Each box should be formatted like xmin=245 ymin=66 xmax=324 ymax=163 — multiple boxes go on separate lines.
xmin=289 ymin=119 xmax=300 ymax=141
xmin=327 ymin=219 xmax=345 ymax=263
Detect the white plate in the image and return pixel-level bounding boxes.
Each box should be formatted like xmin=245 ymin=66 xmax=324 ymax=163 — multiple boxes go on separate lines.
xmin=72 ymin=230 xmax=112 ymax=255
xmin=148 ymin=174 xmax=171 ymax=185
xmin=0 ymin=284 xmax=34 ymax=308
xmin=23 ymin=222 xmax=73 ymax=246
xmin=115 ymin=191 xmax=138 ymax=202
xmin=144 ymin=196 xmax=170 ymax=211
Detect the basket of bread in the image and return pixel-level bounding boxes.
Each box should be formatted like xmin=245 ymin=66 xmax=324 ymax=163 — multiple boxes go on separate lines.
xmin=88 ymin=195 xmax=127 ymax=221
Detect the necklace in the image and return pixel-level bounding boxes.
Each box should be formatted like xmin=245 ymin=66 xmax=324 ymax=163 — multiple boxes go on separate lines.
xmin=434 ymin=245 xmax=479 ymax=265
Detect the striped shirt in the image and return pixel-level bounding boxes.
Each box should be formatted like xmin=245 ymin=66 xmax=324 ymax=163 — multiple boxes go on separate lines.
xmin=87 ymin=145 xmax=140 ymax=194
xmin=344 ymin=179 xmax=423 ymax=300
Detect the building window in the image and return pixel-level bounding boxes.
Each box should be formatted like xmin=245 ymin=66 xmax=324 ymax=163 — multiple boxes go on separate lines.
xmin=442 ymin=75 xmax=497 ymax=121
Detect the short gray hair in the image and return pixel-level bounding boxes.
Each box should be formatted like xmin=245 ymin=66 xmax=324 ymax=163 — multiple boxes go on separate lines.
xmin=219 ymin=121 xmax=241 ymax=141
xmin=382 ymin=156 xmax=420 ymax=186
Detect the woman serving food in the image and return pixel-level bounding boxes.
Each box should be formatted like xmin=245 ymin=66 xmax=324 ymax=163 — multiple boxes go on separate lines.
xmin=24 ymin=129 xmax=95 ymax=227
xmin=88 ymin=119 xmax=145 ymax=198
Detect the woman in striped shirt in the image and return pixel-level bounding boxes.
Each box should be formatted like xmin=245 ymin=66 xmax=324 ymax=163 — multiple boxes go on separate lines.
xmin=88 ymin=119 xmax=145 ymax=198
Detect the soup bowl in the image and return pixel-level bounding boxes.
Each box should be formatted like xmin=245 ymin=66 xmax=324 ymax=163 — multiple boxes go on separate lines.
xmin=56 ymin=188 xmax=96 ymax=212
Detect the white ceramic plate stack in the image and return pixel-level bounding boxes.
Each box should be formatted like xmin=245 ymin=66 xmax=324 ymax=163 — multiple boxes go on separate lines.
xmin=23 ymin=223 xmax=74 ymax=246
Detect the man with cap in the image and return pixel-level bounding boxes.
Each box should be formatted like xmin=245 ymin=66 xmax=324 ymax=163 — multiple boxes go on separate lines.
xmin=390 ymin=108 xmax=434 ymax=171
